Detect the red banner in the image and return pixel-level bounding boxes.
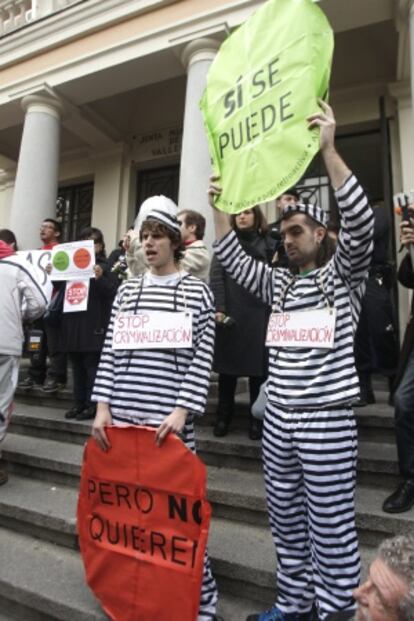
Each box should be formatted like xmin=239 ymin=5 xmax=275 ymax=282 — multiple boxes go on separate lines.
xmin=77 ymin=426 xmax=211 ymax=621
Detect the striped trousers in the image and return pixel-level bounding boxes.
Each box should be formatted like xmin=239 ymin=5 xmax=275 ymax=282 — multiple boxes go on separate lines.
xmin=262 ymin=403 xmax=360 ymax=620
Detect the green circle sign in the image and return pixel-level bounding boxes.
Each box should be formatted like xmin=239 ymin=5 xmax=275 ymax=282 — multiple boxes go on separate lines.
xmin=53 ymin=251 xmax=70 ymax=271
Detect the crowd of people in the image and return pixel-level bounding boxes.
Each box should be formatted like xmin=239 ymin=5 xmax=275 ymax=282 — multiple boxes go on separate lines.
xmin=0 ymin=101 xmax=413 ymax=621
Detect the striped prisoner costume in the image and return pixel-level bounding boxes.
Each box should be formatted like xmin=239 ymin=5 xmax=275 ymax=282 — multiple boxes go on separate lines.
xmin=92 ymin=271 xmax=218 ymax=620
xmin=213 ymin=175 xmax=374 ymax=619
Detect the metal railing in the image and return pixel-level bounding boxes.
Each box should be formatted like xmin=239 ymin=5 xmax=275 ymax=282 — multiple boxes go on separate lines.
xmin=0 ymin=0 xmax=80 ymax=36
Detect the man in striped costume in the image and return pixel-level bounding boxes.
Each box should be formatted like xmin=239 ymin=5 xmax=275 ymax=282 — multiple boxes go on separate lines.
xmin=91 ymin=198 xmax=220 ymax=621
xmin=209 ymin=101 xmax=374 ymax=621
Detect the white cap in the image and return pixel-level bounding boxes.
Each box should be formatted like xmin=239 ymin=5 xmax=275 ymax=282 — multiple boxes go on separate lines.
xmin=134 ymin=195 xmax=178 ymax=232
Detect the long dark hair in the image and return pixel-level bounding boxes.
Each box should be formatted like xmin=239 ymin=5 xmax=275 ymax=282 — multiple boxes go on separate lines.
xmin=79 ymin=226 xmax=106 ymax=258
xmin=282 ymin=212 xmax=335 ymax=272
xmin=230 ymin=206 xmax=268 ymax=235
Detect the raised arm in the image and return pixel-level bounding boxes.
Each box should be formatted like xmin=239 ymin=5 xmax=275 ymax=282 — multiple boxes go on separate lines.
xmin=208 ymin=176 xmax=231 ymax=241
xmin=309 ymin=101 xmax=373 ymax=288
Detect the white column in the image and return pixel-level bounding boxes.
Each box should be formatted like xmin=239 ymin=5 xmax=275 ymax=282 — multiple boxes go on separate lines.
xmin=179 ymin=38 xmax=219 ymax=249
xmin=10 ymin=95 xmax=63 ymax=249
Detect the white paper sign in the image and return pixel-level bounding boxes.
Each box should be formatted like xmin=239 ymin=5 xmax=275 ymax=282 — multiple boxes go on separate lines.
xmin=50 ymin=240 xmax=95 ymax=281
xmin=112 ymin=311 xmax=193 ymax=350
xmin=16 ymin=250 xmax=53 ymax=302
xmin=63 ymin=280 xmax=90 ymax=313
xmin=266 ymin=308 xmax=336 ymax=349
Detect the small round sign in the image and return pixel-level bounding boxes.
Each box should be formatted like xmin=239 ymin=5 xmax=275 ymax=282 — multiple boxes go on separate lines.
xmin=53 ymin=251 xmax=70 ymax=271
xmin=73 ymin=247 xmax=92 ymax=270
xmin=66 ymin=281 xmax=88 ymax=306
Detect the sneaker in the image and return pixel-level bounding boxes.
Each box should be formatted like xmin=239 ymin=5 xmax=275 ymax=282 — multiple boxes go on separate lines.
xmin=247 ymin=607 xmax=313 ymax=621
xmin=0 ymin=466 xmax=8 ymax=486
xmin=18 ymin=377 xmax=36 ymax=390
xmin=65 ymin=405 xmax=85 ymax=420
xmin=42 ymin=379 xmax=64 ymax=393
xmin=382 ymin=480 xmax=414 ymax=513
xmin=76 ymin=405 xmax=97 ymax=421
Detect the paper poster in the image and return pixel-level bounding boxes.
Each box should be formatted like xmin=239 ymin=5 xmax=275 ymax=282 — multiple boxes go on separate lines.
xmin=50 ymin=240 xmax=95 ymax=281
xmin=77 ymin=426 xmax=211 ymax=621
xmin=200 ymin=0 xmax=334 ymax=213
xmin=16 ymin=249 xmax=53 ymax=302
xmin=266 ymin=308 xmax=336 ymax=349
xmin=112 ymin=312 xmax=193 ymax=350
xmin=63 ymin=280 xmax=90 ymax=313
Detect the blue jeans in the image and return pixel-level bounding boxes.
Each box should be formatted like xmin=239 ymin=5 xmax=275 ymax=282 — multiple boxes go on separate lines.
xmin=394 ymin=348 xmax=414 ymax=480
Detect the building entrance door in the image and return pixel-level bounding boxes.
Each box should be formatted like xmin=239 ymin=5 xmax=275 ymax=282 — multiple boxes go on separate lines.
xmin=136 ymin=165 xmax=180 ymax=218
xmin=56 ymin=182 xmax=94 ymax=242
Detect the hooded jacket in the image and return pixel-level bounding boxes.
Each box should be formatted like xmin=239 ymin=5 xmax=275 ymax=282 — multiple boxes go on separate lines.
xmin=0 ymin=246 xmax=48 ymax=356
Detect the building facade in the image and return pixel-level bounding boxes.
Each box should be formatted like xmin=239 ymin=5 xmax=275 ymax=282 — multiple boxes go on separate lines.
xmin=0 ymin=0 xmax=413 ymax=325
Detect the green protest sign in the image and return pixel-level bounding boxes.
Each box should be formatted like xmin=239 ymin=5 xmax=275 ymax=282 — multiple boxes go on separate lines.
xmin=199 ymin=0 xmax=334 ymax=213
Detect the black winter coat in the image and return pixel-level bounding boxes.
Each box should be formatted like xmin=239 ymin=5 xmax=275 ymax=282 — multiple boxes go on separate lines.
xmin=60 ymin=254 xmax=117 ymax=353
xmin=394 ymin=253 xmax=414 ymax=389
xmin=211 ymin=229 xmax=273 ymax=377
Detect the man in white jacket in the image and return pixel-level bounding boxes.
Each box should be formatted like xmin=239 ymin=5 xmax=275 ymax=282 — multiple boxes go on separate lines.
xmin=0 ymin=236 xmax=47 ymax=485
xmin=178 ymin=210 xmax=211 ymax=282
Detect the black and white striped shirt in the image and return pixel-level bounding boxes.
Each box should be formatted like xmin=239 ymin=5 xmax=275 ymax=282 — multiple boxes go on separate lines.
xmin=92 ymin=273 xmax=215 ymax=425
xmin=213 ymin=175 xmax=374 ymax=409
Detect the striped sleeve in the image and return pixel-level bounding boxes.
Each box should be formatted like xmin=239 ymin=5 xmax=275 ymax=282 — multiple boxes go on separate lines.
xmin=92 ymin=286 xmax=122 ymax=403
xmin=213 ymin=230 xmax=274 ymax=305
xmin=333 ymin=174 xmax=374 ymax=290
xmin=175 ymin=285 xmax=215 ymax=415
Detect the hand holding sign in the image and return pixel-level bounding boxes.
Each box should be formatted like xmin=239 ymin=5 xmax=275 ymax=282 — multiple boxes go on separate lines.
xmin=155 ymin=407 xmax=188 ymax=447
xmin=92 ymin=403 xmax=112 ymax=452
xmin=307 ymin=99 xmax=336 ymax=151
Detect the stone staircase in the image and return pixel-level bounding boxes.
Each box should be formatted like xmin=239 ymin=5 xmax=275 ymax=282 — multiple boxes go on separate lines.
xmin=0 ymin=378 xmax=412 ymax=620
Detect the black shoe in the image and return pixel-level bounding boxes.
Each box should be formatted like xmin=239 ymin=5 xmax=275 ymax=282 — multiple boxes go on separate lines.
xmin=249 ymin=418 xmax=262 ymax=441
xmin=18 ymin=377 xmax=37 ymax=390
xmin=382 ymin=480 xmax=414 ymax=513
xmin=213 ymin=419 xmax=229 ymax=437
xmin=43 ymin=379 xmax=64 ymax=393
xmin=76 ymin=405 xmax=97 ymax=421
xmin=353 ymin=390 xmax=376 ymax=408
xmin=65 ymin=405 xmax=85 ymax=420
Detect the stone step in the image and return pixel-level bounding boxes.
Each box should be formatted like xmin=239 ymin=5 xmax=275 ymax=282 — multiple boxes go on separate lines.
xmin=4 ymin=413 xmax=402 ymax=490
xmin=0 ymin=522 xmax=378 ymax=621
xmin=1 ymin=445 xmax=411 ymax=554
xmin=13 ymin=391 xmax=397 ymax=446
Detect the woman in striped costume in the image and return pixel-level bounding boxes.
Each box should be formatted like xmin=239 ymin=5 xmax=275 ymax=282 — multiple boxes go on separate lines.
xmin=91 ymin=198 xmax=220 ymax=621
xmin=209 ymin=102 xmax=374 ymax=621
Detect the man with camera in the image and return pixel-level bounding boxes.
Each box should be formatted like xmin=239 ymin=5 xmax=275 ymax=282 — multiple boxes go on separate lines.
xmin=382 ymin=204 xmax=414 ymax=514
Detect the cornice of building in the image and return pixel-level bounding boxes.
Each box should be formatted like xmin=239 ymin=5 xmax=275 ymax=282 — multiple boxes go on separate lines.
xmin=0 ymin=0 xmax=182 ymax=69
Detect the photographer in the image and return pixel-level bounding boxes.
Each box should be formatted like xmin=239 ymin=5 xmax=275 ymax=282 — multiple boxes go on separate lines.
xmin=383 ymin=207 xmax=414 ymax=513
xmin=210 ymin=206 xmax=273 ymax=440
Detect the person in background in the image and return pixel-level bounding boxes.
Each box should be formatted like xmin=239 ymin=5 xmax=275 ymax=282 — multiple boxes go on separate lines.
xmin=210 ymin=206 xmax=273 ymax=441
xmin=0 ymin=229 xmax=18 ymax=251
xmin=18 ymin=218 xmax=67 ymax=393
xmin=382 ymin=207 xmax=414 ymax=514
xmin=0 ymin=232 xmax=47 ymax=484
xmin=62 ymin=227 xmax=117 ymax=421
xmin=353 ymin=204 xmax=399 ymax=407
xmin=108 ymin=225 xmax=136 ymax=284
xmin=353 ymin=535 xmax=414 ymax=621
xmin=178 ymin=210 xmax=210 ymax=282
xmin=269 ymin=189 xmax=300 ymax=268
